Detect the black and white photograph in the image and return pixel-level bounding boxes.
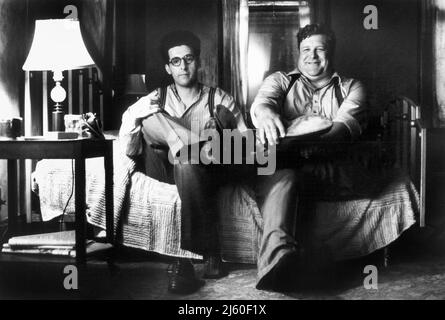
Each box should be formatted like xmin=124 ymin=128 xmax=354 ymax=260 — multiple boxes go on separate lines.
xmin=0 ymin=0 xmax=444 ymax=305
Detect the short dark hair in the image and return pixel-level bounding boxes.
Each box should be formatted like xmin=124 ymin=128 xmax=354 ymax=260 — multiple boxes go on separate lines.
xmin=159 ymin=30 xmax=201 ymax=63
xmin=297 ymin=24 xmax=336 ymax=53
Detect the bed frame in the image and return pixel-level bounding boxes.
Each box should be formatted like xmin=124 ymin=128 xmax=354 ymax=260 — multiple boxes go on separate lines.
xmin=27 ymin=94 xmax=425 ymax=268
xmin=382 ymin=96 xmax=425 ymax=226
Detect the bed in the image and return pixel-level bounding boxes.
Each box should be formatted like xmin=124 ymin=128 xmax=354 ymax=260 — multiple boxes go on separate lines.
xmin=31 ymin=97 xmax=421 ymax=264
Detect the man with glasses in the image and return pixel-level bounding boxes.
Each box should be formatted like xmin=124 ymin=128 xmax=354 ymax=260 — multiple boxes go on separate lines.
xmin=119 ymin=30 xmax=248 ymax=294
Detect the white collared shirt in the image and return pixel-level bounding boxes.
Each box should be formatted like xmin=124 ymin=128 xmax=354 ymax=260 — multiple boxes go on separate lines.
xmin=120 ymin=84 xmax=248 ymax=156
xmin=250 ymin=69 xmax=367 ymax=139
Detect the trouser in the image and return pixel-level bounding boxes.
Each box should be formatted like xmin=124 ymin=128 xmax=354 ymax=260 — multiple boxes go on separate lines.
xmin=254 ymin=157 xmax=378 ymax=288
xmin=254 ymin=168 xmax=300 ymax=287
xmin=140 ymin=113 xmax=254 ymax=256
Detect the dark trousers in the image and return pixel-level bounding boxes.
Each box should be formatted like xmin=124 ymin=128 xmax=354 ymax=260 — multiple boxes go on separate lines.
xmin=140 ymin=113 xmax=253 ymax=256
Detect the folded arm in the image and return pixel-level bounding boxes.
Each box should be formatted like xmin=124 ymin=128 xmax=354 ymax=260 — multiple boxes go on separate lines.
xmin=119 ymin=91 xmax=161 ymax=156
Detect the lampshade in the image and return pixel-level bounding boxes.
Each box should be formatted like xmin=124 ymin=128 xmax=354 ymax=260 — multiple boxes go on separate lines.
xmin=124 ymin=74 xmax=148 ymax=95
xmin=23 ymin=19 xmax=95 ymax=71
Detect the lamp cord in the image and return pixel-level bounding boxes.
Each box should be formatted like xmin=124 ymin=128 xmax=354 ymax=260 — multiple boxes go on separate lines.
xmin=60 ymin=159 xmax=75 ymax=228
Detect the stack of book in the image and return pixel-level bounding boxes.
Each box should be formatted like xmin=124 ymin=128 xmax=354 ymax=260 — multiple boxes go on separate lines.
xmin=1 ymin=230 xmax=112 ymax=258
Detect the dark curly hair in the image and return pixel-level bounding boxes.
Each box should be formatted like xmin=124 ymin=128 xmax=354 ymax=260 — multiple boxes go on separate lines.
xmin=159 ymin=30 xmax=201 ymax=63
xmin=297 ymin=24 xmax=336 ymax=53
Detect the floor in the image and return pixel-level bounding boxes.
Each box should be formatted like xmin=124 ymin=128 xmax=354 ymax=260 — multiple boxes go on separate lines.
xmin=2 ymin=229 xmax=445 ymax=300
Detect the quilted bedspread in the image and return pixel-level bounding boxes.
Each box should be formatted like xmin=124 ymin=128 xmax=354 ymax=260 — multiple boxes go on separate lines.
xmin=32 ymin=139 xmax=418 ymax=263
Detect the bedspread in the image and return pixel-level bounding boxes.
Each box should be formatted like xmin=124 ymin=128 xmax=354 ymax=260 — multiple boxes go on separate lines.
xmin=32 ymin=139 xmax=418 ymax=263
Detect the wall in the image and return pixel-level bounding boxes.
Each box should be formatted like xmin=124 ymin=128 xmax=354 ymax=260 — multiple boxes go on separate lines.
xmin=144 ymin=0 xmax=220 ymax=90
xmin=111 ymin=0 xmax=220 ymax=129
xmin=329 ymin=0 xmax=420 ymax=115
xmin=0 ymin=0 xmax=27 ymax=221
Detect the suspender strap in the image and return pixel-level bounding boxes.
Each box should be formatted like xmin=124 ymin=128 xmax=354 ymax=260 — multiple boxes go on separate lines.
xmin=285 ymin=73 xmax=300 ymax=97
xmin=158 ymin=87 xmax=167 ymax=109
xmin=208 ymin=87 xmax=216 ymax=117
xmin=334 ymin=77 xmax=344 ymax=106
xmin=285 ymin=74 xmax=344 ymax=106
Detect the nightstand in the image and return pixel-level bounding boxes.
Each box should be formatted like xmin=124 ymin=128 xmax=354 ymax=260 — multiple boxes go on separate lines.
xmin=0 ymin=137 xmax=114 ymax=265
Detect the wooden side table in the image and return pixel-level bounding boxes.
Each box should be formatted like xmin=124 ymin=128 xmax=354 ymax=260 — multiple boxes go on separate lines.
xmin=0 ymin=137 xmax=114 ymax=264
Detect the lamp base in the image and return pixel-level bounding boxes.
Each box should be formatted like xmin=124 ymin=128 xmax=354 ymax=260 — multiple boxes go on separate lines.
xmin=52 ymin=109 xmax=65 ymax=132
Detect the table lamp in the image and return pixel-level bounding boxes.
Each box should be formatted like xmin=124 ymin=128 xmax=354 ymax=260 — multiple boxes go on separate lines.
xmin=22 ymin=19 xmax=95 ymax=135
xmin=124 ymin=74 xmax=148 ymax=98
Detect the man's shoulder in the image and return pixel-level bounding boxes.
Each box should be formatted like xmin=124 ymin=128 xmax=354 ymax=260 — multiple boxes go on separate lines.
xmin=337 ymin=74 xmax=364 ymax=88
xmin=268 ymin=70 xmax=293 ymax=80
xmin=202 ymin=85 xmax=235 ymax=101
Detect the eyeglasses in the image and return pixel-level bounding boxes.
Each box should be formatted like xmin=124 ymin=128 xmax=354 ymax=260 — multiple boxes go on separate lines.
xmin=169 ymin=54 xmax=195 ymax=67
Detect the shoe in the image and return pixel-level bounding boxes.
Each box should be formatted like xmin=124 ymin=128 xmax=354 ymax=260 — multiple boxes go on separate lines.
xmin=167 ymin=260 xmax=205 ymax=294
xmin=203 ymin=255 xmax=228 ymax=279
xmin=256 ymin=250 xmax=302 ymax=292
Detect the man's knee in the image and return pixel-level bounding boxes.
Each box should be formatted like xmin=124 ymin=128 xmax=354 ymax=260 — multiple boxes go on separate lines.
xmin=141 ymin=113 xmax=163 ymax=133
xmin=141 ymin=113 xmax=170 ymax=146
xmin=174 ymin=162 xmax=206 ymax=181
xmin=271 ymin=169 xmax=299 ymax=189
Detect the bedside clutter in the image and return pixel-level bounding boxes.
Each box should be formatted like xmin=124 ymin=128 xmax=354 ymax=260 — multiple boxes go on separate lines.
xmin=1 ymin=230 xmax=113 ymax=258
xmin=0 ymin=117 xmax=22 ymax=139
xmin=41 ymin=131 xmax=80 ymax=140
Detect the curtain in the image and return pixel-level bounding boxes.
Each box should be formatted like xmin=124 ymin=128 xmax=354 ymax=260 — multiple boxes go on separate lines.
xmin=433 ymin=0 xmax=445 ymax=127
xmin=79 ymin=0 xmax=114 ymax=82
xmin=79 ymin=0 xmax=114 ymax=128
xmin=222 ymin=0 xmax=249 ymax=120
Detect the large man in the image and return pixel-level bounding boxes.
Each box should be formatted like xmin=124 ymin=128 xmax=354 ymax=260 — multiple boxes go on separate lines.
xmin=119 ymin=30 xmax=248 ymax=294
xmin=250 ymin=24 xmax=367 ymax=291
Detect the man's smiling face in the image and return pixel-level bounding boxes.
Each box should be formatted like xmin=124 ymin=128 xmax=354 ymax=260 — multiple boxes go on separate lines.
xmin=297 ymin=34 xmax=332 ymax=81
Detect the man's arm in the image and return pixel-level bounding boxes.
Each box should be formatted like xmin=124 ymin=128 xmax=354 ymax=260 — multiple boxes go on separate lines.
xmin=119 ymin=91 xmax=161 ymax=156
xmin=325 ymin=79 xmax=367 ymax=141
xmin=253 ymin=104 xmax=285 ymax=145
xmin=250 ymin=72 xmax=288 ymax=145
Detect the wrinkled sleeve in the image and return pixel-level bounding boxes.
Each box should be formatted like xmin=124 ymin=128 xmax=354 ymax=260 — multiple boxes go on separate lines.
xmin=332 ymin=80 xmax=367 ymax=140
xmin=118 ymin=95 xmax=152 ymax=156
xmin=249 ymin=72 xmax=288 ymax=128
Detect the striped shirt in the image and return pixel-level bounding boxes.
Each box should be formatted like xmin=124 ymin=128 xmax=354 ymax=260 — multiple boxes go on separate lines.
xmin=250 ymin=69 xmax=367 ymax=139
xmin=120 ymin=83 xmax=248 ymax=155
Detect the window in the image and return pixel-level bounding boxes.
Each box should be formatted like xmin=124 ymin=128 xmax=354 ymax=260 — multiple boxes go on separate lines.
xmin=246 ymin=1 xmax=311 ymax=107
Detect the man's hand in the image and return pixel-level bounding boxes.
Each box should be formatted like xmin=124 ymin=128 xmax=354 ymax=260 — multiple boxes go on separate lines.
xmin=255 ymin=105 xmax=286 ymax=145
xmin=129 ymin=91 xmax=162 ymax=125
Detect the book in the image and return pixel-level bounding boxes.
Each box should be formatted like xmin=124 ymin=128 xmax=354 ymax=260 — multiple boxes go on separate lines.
xmin=3 ymin=243 xmax=75 ymax=250
xmin=7 ymin=230 xmax=92 ymax=248
xmin=2 ymin=245 xmax=74 ymax=257
xmin=2 ymin=242 xmax=113 ymax=258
